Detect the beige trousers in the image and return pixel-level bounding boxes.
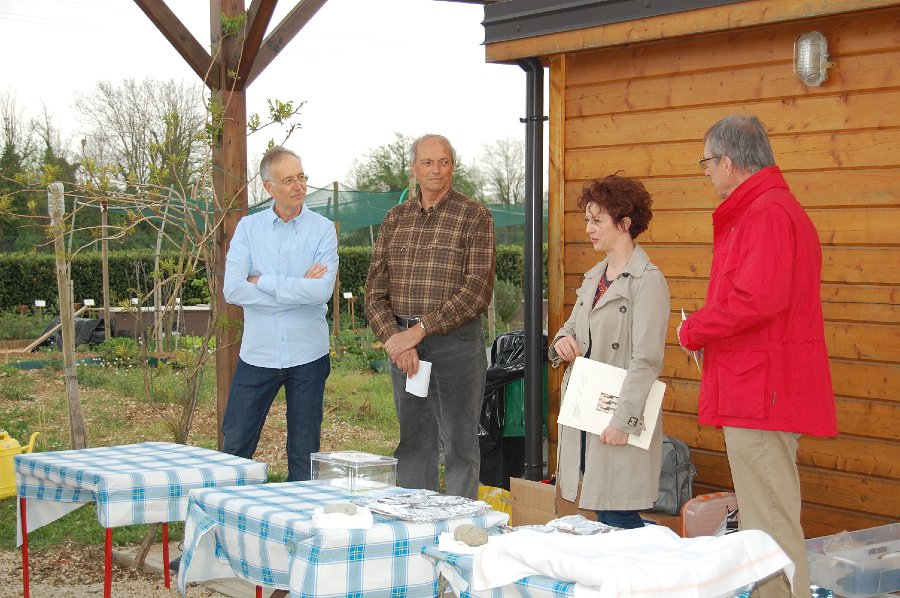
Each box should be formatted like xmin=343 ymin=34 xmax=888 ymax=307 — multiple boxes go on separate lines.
xmin=724 ymin=427 xmax=809 ymax=598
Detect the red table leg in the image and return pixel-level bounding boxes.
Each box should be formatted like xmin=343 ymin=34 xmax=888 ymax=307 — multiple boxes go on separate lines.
xmin=20 ymin=498 xmax=29 ymax=598
xmin=256 ymin=585 xmax=262 ymax=598
xmin=162 ymin=522 xmax=170 ymax=588
xmin=104 ymin=527 xmax=112 ymax=598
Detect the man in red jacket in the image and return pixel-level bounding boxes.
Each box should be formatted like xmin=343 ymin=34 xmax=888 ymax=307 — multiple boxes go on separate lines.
xmin=678 ymin=115 xmax=837 ymax=598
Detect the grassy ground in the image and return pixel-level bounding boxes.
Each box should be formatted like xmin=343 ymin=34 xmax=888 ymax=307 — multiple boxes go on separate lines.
xmin=0 ymin=328 xmax=398 ymax=551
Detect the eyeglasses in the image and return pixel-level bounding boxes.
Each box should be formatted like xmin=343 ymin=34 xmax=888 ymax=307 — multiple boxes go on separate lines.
xmin=418 ymin=158 xmax=452 ymax=169
xmin=272 ymin=174 xmax=309 ymax=186
xmin=698 ymin=156 xmax=720 ymax=170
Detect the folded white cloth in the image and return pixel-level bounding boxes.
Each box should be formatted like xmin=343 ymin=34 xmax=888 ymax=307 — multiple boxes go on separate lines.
xmin=438 ymin=532 xmax=498 ymax=555
xmin=311 ymin=505 xmax=374 ymax=529
xmin=472 ymin=525 xmax=793 ymax=598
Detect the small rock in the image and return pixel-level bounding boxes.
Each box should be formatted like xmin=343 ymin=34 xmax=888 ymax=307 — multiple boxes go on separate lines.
xmin=323 ymin=503 xmax=357 ymax=515
xmin=453 ymin=524 xmax=488 ymax=546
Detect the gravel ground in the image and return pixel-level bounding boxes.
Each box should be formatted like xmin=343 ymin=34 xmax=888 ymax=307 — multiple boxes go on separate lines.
xmin=0 ymin=544 xmax=221 ymax=598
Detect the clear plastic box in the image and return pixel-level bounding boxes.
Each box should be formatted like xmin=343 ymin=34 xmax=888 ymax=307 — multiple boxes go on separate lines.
xmin=310 ymin=451 xmax=397 ymax=493
xmin=806 ymin=523 xmax=900 ymax=598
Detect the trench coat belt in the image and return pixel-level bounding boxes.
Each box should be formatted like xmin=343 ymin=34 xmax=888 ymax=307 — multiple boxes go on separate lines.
xmin=395 ymin=315 xmax=422 ymax=329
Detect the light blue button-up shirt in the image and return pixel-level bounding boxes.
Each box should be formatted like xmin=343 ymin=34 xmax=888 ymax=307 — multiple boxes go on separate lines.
xmin=224 ymin=205 xmax=338 ymax=369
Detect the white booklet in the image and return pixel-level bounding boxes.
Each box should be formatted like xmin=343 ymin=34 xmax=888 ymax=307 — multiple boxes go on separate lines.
xmin=556 ymin=357 xmax=666 ymax=450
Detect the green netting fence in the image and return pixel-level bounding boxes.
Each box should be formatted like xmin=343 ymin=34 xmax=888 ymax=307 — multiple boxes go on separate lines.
xmin=251 ymin=183 xmax=548 ymax=237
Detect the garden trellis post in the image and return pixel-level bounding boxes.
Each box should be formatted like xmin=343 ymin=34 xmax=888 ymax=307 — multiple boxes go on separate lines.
xmin=135 ymin=0 xmax=330 ymax=448
xmin=101 ymin=198 xmax=111 ymax=340
xmin=48 ymin=182 xmax=88 ymax=450
xmin=332 ymin=181 xmax=340 ymax=341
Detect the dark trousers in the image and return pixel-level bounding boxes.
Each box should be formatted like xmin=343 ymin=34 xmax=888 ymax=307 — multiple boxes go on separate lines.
xmin=222 ymin=355 xmax=330 ymax=481
xmin=390 ymin=318 xmax=487 ymax=499
xmin=597 ymin=510 xmax=645 ymax=529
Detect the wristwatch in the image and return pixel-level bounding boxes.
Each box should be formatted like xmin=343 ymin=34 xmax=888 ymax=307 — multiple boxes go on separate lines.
xmin=419 ymin=321 xmax=426 ymax=333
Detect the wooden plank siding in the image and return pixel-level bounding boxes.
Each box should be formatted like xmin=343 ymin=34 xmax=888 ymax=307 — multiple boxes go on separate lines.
xmin=534 ymin=3 xmax=900 ymax=536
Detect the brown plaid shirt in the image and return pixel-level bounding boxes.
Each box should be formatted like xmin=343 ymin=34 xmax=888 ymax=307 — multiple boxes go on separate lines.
xmin=364 ymin=188 xmax=495 ymax=343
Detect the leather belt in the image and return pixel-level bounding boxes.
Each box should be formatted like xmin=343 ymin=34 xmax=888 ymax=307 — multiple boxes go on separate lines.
xmin=395 ymin=315 xmax=421 ymax=329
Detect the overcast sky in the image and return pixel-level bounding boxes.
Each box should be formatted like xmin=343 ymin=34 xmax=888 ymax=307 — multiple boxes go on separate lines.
xmin=1 ymin=0 xmax=539 ymax=188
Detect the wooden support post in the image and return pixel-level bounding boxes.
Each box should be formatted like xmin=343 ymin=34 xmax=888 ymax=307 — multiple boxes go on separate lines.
xmin=331 ymin=181 xmax=340 ymax=342
xmin=212 ymin=1 xmax=249 ymax=451
xmin=48 ymin=183 xmax=88 ymax=450
xmin=101 ymin=200 xmax=111 ymax=340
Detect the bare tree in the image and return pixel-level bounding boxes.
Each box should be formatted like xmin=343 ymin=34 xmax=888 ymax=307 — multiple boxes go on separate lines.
xmin=478 ymin=137 xmax=525 ymax=205
xmin=76 ymin=78 xmax=208 ymax=192
xmin=0 ymin=92 xmax=36 ymax=165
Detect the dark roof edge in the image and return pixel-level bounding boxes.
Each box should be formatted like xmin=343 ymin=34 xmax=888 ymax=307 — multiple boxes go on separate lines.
xmin=483 ymin=0 xmax=746 ymax=44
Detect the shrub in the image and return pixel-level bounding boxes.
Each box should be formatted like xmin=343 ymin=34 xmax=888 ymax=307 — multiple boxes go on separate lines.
xmin=0 ymin=309 xmax=53 ymax=341
xmin=493 ymin=278 xmax=522 ymax=325
xmin=94 ymin=337 xmax=141 ymax=366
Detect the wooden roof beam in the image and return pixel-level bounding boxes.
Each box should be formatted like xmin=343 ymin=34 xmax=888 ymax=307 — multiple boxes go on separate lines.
xmin=233 ymin=0 xmax=278 ymax=91
xmin=132 ymin=0 xmax=220 ymax=89
xmin=246 ymin=0 xmax=329 ymax=87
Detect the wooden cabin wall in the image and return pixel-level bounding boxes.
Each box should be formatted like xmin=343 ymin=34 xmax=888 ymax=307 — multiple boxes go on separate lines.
xmin=548 ymin=6 xmax=900 ymax=537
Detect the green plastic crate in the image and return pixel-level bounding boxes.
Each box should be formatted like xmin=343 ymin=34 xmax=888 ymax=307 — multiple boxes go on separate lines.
xmin=501 ymin=365 xmax=548 ymax=437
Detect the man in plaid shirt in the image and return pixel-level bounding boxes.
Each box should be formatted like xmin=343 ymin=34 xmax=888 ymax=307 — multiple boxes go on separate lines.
xmin=365 ymin=134 xmax=495 ymax=499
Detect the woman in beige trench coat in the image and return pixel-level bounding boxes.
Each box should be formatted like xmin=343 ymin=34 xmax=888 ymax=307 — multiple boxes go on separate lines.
xmin=549 ymin=174 xmax=670 ymax=529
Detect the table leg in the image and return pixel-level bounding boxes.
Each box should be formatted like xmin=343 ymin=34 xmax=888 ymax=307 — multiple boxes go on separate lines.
xmin=104 ymin=527 xmax=112 ymax=598
xmin=20 ymin=498 xmax=29 ymax=598
xmin=256 ymin=586 xmax=262 ymax=598
xmin=162 ymin=522 xmax=170 ymax=588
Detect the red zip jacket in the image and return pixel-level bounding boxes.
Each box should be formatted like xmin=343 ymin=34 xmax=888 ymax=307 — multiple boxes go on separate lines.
xmin=679 ymin=167 xmax=837 ymax=436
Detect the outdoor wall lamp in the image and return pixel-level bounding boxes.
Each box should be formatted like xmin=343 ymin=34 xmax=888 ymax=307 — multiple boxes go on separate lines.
xmin=794 ymin=31 xmax=835 ymax=86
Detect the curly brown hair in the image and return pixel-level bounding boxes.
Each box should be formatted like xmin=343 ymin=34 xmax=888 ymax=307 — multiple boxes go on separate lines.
xmin=576 ymin=174 xmax=653 ymax=239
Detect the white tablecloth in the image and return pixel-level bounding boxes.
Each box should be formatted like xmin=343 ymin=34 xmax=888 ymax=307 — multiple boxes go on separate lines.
xmin=15 ymin=441 xmax=268 ymax=544
xmin=472 ymin=526 xmax=793 ymax=598
xmin=178 ymin=480 xmax=509 ymax=597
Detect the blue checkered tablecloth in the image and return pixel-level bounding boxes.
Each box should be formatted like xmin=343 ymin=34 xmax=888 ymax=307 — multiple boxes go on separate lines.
xmin=15 ymin=441 xmax=267 ymax=543
xmin=423 ymin=545 xmax=575 ymax=598
xmin=178 ymin=480 xmax=510 ymax=597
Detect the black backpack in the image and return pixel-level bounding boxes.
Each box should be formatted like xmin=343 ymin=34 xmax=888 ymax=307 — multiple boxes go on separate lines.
xmin=650 ymin=435 xmax=697 ymax=515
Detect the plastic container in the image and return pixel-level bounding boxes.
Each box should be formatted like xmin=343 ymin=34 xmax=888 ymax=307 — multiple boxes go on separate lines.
xmin=806 ymin=523 xmax=900 ymax=598
xmin=501 ymin=366 xmax=549 ymax=437
xmin=0 ymin=431 xmax=39 ymax=499
xmin=310 ymin=450 xmax=397 ymax=494
xmin=681 ymin=492 xmax=738 ymax=537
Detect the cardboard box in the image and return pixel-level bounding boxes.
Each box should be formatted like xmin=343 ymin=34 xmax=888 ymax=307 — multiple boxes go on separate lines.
xmin=508 ymin=477 xmax=598 ymax=526
xmin=509 ymin=478 xmax=684 ymax=535
xmin=509 ymin=477 xmax=556 ymax=526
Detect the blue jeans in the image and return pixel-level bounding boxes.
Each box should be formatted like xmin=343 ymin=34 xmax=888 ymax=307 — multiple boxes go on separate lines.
xmin=597 ymin=510 xmax=645 ymax=529
xmin=222 ymin=355 xmax=330 ymax=481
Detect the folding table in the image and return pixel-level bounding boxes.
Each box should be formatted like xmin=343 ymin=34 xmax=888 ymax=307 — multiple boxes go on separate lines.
xmin=15 ymin=441 xmax=268 ymax=598
xmin=178 ymin=480 xmax=510 ymax=597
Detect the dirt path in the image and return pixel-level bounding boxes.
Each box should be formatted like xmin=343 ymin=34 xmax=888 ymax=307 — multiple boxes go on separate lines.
xmin=0 ymin=544 xmax=221 ymax=598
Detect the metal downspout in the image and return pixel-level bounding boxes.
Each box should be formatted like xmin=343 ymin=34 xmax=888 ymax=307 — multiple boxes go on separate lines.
xmin=518 ymin=57 xmax=545 ymax=481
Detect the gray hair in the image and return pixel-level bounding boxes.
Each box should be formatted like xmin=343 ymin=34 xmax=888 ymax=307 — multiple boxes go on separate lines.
xmin=704 ymin=115 xmax=776 ymax=173
xmin=408 ymin=134 xmax=458 ymax=166
xmin=260 ymin=145 xmax=301 ymax=182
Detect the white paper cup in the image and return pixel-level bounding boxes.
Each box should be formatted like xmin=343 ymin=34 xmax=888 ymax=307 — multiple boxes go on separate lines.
xmin=405 ymin=360 xmax=432 ymax=397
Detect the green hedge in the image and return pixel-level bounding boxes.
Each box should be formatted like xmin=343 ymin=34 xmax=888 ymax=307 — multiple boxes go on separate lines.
xmin=0 ymin=245 xmax=546 ymax=312
xmin=0 ymin=251 xmax=209 ymax=312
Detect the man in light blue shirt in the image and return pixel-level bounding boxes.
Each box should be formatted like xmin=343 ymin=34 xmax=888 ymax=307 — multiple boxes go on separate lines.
xmin=222 ymin=146 xmax=338 ymax=481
